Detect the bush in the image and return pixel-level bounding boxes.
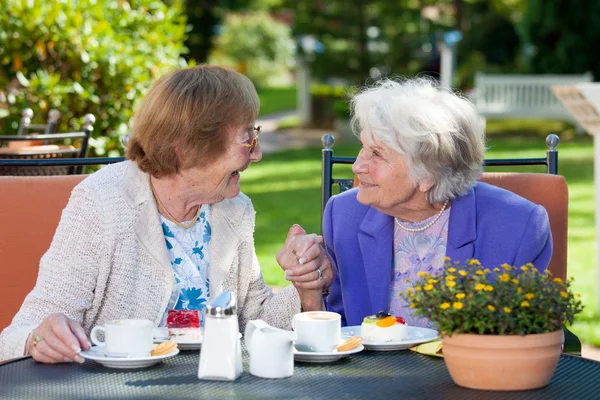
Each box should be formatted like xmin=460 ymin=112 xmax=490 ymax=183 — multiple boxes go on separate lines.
xmin=0 ymin=0 xmax=188 ymax=156
xmin=209 ymin=11 xmax=293 ymax=88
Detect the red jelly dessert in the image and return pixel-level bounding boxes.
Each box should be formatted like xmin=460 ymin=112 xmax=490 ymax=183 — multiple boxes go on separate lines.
xmin=167 ymin=310 xmax=202 ymax=341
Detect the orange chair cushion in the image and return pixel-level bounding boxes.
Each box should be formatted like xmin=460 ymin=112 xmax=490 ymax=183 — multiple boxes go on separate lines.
xmin=0 ymin=175 xmax=86 ymax=331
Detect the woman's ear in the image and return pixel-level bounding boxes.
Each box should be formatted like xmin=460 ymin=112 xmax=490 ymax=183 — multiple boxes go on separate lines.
xmin=418 ymin=180 xmax=434 ymax=193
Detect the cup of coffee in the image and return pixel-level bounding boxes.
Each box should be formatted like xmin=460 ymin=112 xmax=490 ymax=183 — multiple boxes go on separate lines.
xmin=90 ymin=319 xmax=154 ymax=358
xmin=292 ymin=311 xmax=341 ymax=352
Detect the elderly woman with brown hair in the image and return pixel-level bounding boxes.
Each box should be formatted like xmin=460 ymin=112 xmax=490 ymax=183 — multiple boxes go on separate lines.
xmin=323 ymin=77 xmax=552 ymax=328
xmin=0 ymin=65 xmax=332 ymax=363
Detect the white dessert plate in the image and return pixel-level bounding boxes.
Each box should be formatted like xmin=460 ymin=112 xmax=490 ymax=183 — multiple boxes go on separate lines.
xmin=293 ymin=344 xmax=364 ymax=363
xmin=80 ymin=345 xmax=179 ymax=369
xmin=153 ymin=327 xmax=203 ymax=350
xmin=341 ymin=325 xmax=439 ymax=351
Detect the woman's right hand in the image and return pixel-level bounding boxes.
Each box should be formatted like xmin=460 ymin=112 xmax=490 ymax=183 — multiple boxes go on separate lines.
xmin=26 ymin=313 xmax=91 ymax=363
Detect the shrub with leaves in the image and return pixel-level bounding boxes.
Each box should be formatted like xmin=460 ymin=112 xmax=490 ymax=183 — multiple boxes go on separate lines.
xmin=400 ymin=259 xmax=584 ymax=336
xmin=0 ymin=0 xmax=188 ymax=156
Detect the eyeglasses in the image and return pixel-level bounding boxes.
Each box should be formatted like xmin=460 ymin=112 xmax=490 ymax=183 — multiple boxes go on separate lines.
xmin=235 ymin=126 xmax=262 ymax=153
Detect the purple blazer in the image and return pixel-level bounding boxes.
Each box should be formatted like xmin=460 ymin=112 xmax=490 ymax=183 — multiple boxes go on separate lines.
xmin=322 ymin=182 xmax=552 ymax=326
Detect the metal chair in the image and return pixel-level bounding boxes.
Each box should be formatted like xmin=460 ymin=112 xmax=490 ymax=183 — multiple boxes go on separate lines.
xmin=0 ymin=114 xmax=96 ymax=176
xmin=320 ymin=133 xmax=581 ymax=355
xmin=17 ymin=108 xmax=61 ymax=136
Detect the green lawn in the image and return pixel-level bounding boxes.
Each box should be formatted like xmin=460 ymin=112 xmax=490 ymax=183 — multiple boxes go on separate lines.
xmin=242 ymin=120 xmax=599 ymax=345
xmin=257 ymin=87 xmax=297 ymax=116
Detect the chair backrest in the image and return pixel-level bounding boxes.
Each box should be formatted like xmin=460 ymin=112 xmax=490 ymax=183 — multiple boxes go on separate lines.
xmin=0 ymin=174 xmax=87 ymax=331
xmin=17 ymin=108 xmax=61 ymax=136
xmin=320 ymin=134 xmax=568 ymax=279
xmin=0 ymin=114 xmax=96 ymax=176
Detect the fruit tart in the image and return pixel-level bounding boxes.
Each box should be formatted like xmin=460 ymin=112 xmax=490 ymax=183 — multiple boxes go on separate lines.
xmin=167 ymin=309 xmax=202 ymax=342
xmin=361 ymin=311 xmax=408 ymax=342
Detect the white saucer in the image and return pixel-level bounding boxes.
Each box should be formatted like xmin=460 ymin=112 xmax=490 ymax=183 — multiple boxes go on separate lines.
xmin=80 ymin=345 xmax=179 ymax=369
xmin=294 ymin=344 xmax=364 ymax=363
xmin=153 ymin=327 xmax=202 ymax=350
xmin=342 ymin=325 xmax=439 ymax=351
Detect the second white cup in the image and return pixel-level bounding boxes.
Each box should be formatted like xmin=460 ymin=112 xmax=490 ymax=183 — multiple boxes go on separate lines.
xmin=293 ymin=311 xmax=341 ymax=352
xmin=90 ymin=319 xmax=154 ymax=358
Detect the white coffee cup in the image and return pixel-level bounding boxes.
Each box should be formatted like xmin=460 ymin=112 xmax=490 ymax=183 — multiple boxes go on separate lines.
xmin=292 ymin=311 xmax=341 ymax=352
xmin=90 ymin=319 xmax=154 ymax=358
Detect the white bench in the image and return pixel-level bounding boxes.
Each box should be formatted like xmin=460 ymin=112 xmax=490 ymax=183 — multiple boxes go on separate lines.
xmin=472 ymin=72 xmax=593 ymax=123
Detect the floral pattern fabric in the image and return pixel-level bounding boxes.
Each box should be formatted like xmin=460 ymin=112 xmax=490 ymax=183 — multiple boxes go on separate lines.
xmin=388 ymin=208 xmax=451 ymax=328
xmin=159 ymin=204 xmax=211 ymax=326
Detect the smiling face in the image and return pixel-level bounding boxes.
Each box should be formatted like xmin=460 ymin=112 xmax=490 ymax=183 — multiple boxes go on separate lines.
xmin=352 ymin=131 xmax=430 ymax=216
xmin=180 ymin=123 xmax=262 ymax=203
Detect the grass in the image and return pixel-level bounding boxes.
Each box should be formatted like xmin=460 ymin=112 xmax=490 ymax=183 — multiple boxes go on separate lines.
xmin=257 ymin=86 xmax=297 ymax=116
xmin=242 ymin=119 xmax=599 ymax=346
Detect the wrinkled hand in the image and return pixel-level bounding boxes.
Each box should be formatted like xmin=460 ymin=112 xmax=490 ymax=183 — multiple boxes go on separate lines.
xmin=276 ymin=224 xmax=335 ymax=311
xmin=26 ymin=313 xmax=91 ymax=364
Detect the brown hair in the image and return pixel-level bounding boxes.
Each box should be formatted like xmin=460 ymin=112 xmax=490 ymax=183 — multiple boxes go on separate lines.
xmin=126 ymin=65 xmax=259 ymax=177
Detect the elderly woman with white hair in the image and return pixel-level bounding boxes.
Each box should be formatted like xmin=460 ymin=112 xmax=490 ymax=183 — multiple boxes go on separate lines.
xmin=322 ymin=77 xmax=552 ymax=328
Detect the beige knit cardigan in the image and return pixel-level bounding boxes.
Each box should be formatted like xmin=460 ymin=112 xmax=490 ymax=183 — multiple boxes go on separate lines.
xmin=0 ymin=161 xmax=300 ymax=361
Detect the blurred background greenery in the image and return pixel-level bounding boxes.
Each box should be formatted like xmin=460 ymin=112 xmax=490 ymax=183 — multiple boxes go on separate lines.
xmin=1 ymin=0 xmax=599 ymax=345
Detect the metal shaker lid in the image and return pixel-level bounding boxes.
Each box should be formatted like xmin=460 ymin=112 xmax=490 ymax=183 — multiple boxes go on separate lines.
xmin=206 ymin=291 xmax=237 ymax=317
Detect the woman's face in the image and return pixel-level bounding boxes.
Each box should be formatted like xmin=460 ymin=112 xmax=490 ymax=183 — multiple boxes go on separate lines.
xmin=181 ymin=123 xmax=262 ymax=203
xmin=352 ymin=131 xmax=422 ymax=214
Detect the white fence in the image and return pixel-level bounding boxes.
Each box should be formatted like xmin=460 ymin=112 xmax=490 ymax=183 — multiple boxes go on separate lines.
xmin=471 ymin=72 xmax=593 ymax=121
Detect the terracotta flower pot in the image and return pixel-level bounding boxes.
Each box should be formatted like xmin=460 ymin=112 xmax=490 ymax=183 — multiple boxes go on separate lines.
xmin=441 ymin=330 xmax=563 ymax=391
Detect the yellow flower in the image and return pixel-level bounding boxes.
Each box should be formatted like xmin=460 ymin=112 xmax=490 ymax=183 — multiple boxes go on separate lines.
xmin=468 ymin=259 xmax=481 ymax=265
xmin=517 ymin=287 xmax=522 ymax=293
xmin=487 ymin=305 xmax=495 ymax=311
xmin=560 ymin=291 xmax=569 ymax=299
xmin=526 ymin=262 xmax=534 ymax=267
xmin=502 ymin=263 xmax=512 ymax=270
xmin=511 ymin=278 xmax=519 ymax=284
xmin=428 ymin=278 xmax=438 ymax=284
xmin=521 ymin=301 xmax=530 ymax=307
xmin=415 ymin=286 xmax=422 ymax=291
xmin=504 ymin=307 xmax=512 ymax=313
xmin=440 ymin=302 xmax=451 ymax=310
xmin=444 ymin=256 xmax=451 ymax=261
xmin=397 ymin=291 xmax=403 ymax=296
xmin=553 ymin=277 xmax=564 ymax=285
xmin=525 ymin=293 xmax=535 ymax=300
xmin=405 ymin=277 xmax=411 ymax=283
xmin=458 ymin=270 xmax=468 ymax=276
xmin=500 ymin=273 xmax=510 ymax=282
xmin=417 ymin=271 xmax=430 ymax=277
xmin=474 ymin=283 xmax=486 ymax=291
xmin=484 ymin=285 xmax=494 ymax=292
xmin=406 ymin=287 xmax=413 ymax=292
xmin=410 ymin=303 xmax=416 ymax=309
xmin=484 ymin=269 xmax=491 ymax=274
xmin=547 ymin=270 xmax=553 ymax=276
xmin=520 ymin=265 xmax=529 ymax=272
xmin=455 ymin=293 xmax=466 ymax=299
xmin=493 ymin=267 xmax=500 ymax=272
xmin=453 ymin=302 xmax=464 ymax=310
xmin=424 ymin=284 xmax=433 ymax=291
xmin=577 ymin=293 xmax=582 ymax=298
xmin=447 ymin=267 xmax=457 ymax=273
xmin=475 ymin=270 xmax=484 ymax=275
xmin=446 ymin=275 xmax=456 ymax=281
xmin=446 ymin=281 xmax=457 ymax=288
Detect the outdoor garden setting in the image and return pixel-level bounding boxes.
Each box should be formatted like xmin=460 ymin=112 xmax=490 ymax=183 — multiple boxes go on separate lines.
xmin=3 ymin=0 xmax=600 ymax=397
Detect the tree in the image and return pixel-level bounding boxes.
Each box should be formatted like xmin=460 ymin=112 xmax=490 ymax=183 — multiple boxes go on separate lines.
xmin=520 ymin=0 xmax=600 ymax=78
xmin=0 ymin=0 xmax=188 ymax=156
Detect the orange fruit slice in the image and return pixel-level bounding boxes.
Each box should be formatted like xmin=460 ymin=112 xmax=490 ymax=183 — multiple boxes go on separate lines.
xmin=376 ymin=316 xmax=397 ymax=327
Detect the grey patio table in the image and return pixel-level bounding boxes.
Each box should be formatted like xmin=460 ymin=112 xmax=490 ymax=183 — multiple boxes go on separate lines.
xmin=1 ymin=349 xmax=599 ymax=399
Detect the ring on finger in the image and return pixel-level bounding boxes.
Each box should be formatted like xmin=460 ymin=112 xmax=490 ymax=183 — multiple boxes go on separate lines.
xmin=32 ymin=336 xmax=44 ymax=347
xmin=316 ymin=267 xmax=323 ymax=280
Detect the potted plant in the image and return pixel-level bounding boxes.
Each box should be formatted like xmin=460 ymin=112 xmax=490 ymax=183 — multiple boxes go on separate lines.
xmin=401 ymin=259 xmax=584 ymax=391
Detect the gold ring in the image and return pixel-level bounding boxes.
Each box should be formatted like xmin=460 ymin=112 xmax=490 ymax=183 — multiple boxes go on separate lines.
xmin=32 ymin=336 xmax=43 ymax=346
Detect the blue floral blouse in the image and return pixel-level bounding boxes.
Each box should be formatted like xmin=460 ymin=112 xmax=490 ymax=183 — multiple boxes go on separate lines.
xmin=159 ymin=204 xmax=212 ymax=326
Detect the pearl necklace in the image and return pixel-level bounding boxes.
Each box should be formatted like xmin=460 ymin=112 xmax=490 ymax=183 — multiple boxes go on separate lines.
xmin=394 ymin=199 xmax=450 ymax=233
xmin=149 ymin=178 xmax=201 ymax=230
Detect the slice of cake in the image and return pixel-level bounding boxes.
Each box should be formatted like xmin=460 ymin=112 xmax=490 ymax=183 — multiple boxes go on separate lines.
xmin=167 ymin=309 xmax=202 ymax=342
xmin=361 ymin=312 xmax=408 ymax=342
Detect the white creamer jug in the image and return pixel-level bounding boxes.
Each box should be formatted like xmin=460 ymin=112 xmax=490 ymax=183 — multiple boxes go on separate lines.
xmin=198 ymin=292 xmax=242 ymax=381
xmin=245 ymin=319 xmax=294 ymax=379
